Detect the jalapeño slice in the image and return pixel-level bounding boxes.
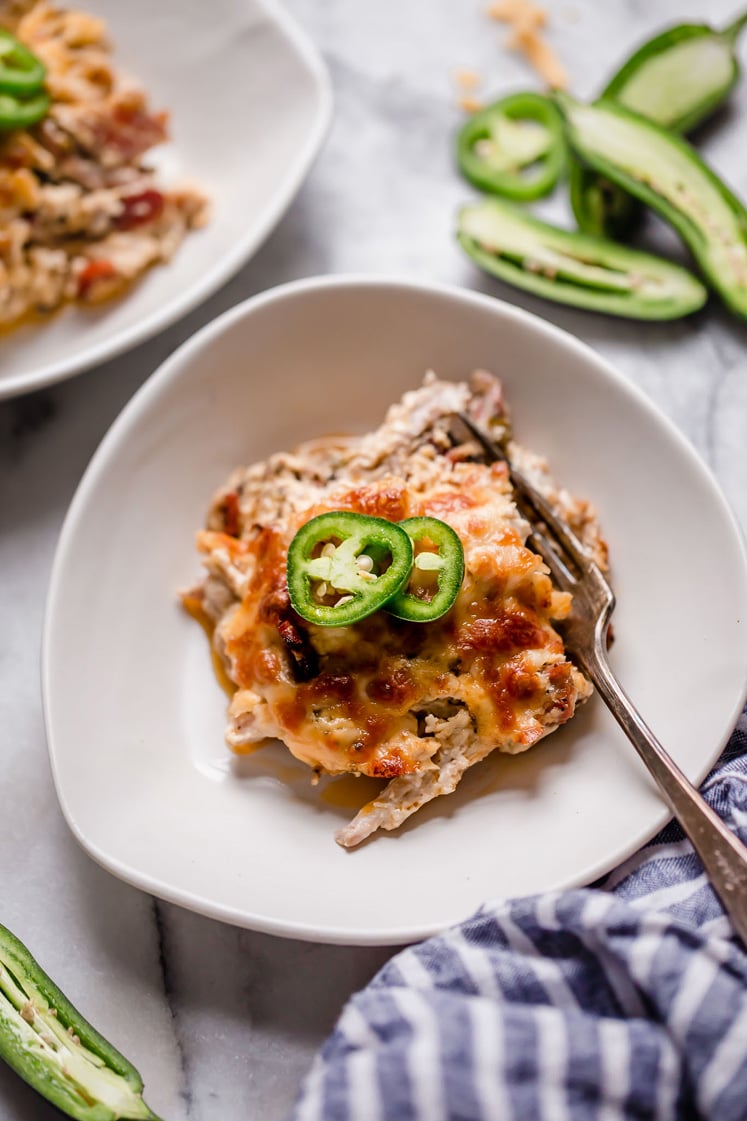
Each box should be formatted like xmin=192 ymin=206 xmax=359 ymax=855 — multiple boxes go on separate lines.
xmin=0 ymin=89 xmax=49 ymax=130
xmin=287 ymin=511 xmax=413 ymax=627
xmin=386 ymin=517 xmax=465 ymax=623
xmin=457 ymin=91 xmax=565 ymax=202
xmin=0 ymin=30 xmax=46 ymax=97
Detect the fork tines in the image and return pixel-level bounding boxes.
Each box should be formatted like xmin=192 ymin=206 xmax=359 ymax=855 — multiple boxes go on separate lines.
xmin=451 ymin=412 xmax=604 ymax=594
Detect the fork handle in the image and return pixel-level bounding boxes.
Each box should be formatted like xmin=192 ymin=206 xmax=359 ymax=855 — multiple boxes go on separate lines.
xmin=586 ymin=652 xmax=747 ymax=946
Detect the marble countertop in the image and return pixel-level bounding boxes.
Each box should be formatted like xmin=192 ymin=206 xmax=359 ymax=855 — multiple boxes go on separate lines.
xmin=1 ymin=0 xmax=746 ymax=1117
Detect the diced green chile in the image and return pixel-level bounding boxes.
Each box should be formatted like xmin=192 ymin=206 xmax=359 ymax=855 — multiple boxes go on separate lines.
xmin=557 ymin=94 xmax=747 ymax=320
xmin=571 ymin=11 xmax=747 ymax=237
xmin=0 ymin=29 xmax=46 ymax=96
xmin=457 ymin=196 xmax=707 ymax=320
xmin=0 ymin=89 xmax=49 ymax=131
xmin=457 ymin=92 xmax=565 ymax=201
xmin=386 ymin=517 xmax=465 ymax=622
xmin=0 ymin=923 xmax=160 ymax=1121
xmin=287 ymin=511 xmax=414 ymax=627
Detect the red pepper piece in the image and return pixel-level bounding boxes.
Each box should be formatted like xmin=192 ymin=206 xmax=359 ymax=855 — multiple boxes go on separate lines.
xmin=77 ymin=258 xmax=116 ymax=298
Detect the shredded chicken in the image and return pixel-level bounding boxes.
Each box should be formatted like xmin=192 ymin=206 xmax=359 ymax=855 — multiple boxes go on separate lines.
xmin=185 ymin=371 xmax=608 ymax=847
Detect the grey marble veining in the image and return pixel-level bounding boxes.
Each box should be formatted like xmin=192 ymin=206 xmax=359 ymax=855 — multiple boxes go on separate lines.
xmin=1 ymin=1 xmax=746 ymax=1118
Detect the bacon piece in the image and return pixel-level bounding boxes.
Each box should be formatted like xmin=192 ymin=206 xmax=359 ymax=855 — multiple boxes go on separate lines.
xmin=115 ymin=189 xmax=165 ymax=231
xmin=276 ymin=617 xmax=319 ymax=683
xmin=95 ymin=103 xmax=168 ymax=164
xmin=216 ymin=491 xmax=241 ymax=538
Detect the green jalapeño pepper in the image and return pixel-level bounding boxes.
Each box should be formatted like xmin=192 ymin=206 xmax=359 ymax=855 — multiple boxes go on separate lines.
xmin=571 ymin=10 xmax=747 ymax=238
xmin=604 ymin=11 xmax=747 ymax=134
xmin=0 ymin=923 xmax=160 ymax=1120
xmin=386 ymin=517 xmax=464 ymax=622
xmin=569 ymin=162 xmax=641 ymax=242
xmin=0 ymin=29 xmax=45 ymax=96
xmin=558 ymin=94 xmax=747 ymax=320
xmin=457 ymin=196 xmax=706 ymax=320
xmin=287 ymin=511 xmax=413 ymax=627
xmin=457 ymin=92 xmax=565 ymax=202
xmin=0 ymin=89 xmax=49 ymax=131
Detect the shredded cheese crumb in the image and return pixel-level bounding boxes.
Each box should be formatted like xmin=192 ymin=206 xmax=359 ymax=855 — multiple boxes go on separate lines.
xmin=453 ymin=67 xmax=482 ymax=90
xmin=507 ymin=25 xmax=568 ymax=89
xmin=487 ymin=0 xmax=546 ymax=31
xmin=487 ymin=0 xmax=568 ymax=90
xmin=458 ymin=94 xmax=485 ymax=114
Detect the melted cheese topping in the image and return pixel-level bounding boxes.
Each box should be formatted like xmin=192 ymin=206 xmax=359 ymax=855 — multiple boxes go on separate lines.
xmin=196 ymin=459 xmax=587 ymax=780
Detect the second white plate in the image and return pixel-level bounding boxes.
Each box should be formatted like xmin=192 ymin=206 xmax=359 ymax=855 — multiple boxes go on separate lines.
xmin=0 ymin=0 xmax=331 ymax=400
xmin=43 ymin=278 xmax=747 ymax=944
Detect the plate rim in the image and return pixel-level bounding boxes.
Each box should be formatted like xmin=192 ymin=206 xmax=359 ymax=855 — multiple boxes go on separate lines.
xmin=0 ymin=0 xmax=333 ymax=402
xmin=41 ymin=274 xmax=747 ymax=945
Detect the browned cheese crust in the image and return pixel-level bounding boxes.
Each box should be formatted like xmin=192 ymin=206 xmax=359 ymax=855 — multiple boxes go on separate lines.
xmin=184 ymin=371 xmax=608 ymax=846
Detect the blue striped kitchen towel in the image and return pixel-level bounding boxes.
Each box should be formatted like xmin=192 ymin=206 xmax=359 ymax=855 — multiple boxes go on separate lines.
xmin=290 ymin=706 xmax=747 ymax=1121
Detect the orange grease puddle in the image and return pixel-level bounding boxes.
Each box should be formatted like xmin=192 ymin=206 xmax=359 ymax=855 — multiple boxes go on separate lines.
xmin=182 ymin=593 xmax=236 ymax=699
xmin=231 ymin=738 xmax=269 ymax=758
xmin=319 ymin=774 xmax=386 ymax=811
xmin=184 ymin=595 xmax=267 ymax=758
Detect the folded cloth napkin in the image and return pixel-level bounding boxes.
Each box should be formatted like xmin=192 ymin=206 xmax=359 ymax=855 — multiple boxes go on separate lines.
xmin=290 ymin=706 xmax=747 ymax=1121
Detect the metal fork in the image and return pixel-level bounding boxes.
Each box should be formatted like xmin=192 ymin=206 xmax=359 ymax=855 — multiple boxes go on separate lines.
xmin=455 ymin=412 xmax=747 ymax=945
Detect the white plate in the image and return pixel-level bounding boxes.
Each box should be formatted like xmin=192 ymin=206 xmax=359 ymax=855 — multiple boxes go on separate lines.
xmin=0 ymin=0 xmax=331 ymax=401
xmin=43 ymin=277 xmax=747 ymax=945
